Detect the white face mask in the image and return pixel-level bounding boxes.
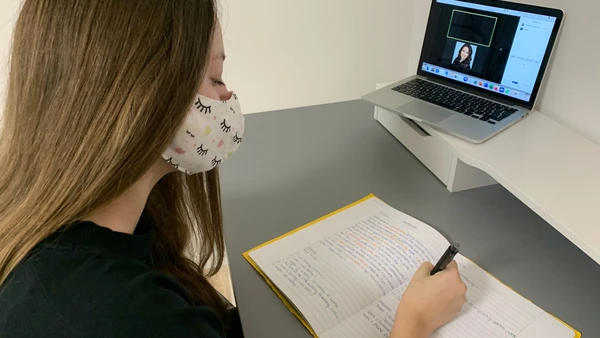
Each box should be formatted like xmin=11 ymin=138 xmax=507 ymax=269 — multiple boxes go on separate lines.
xmin=162 ymin=92 xmax=244 ymax=175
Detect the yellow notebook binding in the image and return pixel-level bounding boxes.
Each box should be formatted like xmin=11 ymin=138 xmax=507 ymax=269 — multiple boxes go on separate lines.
xmin=243 ymin=194 xmax=581 ymax=338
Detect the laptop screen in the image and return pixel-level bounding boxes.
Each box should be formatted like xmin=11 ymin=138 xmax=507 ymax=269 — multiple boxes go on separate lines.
xmin=417 ymin=0 xmax=563 ymax=107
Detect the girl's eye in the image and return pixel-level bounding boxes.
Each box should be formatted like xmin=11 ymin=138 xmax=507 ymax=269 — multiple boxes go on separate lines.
xmin=213 ymin=79 xmax=226 ymax=87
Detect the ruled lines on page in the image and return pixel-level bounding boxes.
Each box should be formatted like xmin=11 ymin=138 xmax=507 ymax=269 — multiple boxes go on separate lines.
xmin=322 ymin=254 xmax=568 ymax=338
xmin=252 ymin=197 xmax=450 ymax=335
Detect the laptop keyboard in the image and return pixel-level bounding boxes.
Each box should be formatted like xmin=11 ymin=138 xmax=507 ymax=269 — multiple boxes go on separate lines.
xmin=392 ymin=79 xmax=519 ymax=124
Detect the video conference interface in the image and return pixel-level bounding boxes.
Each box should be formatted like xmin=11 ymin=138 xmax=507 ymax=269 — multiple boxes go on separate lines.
xmin=420 ymin=0 xmax=557 ymax=102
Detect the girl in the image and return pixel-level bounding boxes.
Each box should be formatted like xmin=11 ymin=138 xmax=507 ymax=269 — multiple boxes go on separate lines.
xmin=0 ymin=1 xmax=466 ymax=337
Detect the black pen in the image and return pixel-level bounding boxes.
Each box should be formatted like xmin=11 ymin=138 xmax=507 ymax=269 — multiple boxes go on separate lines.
xmin=430 ymin=243 xmax=460 ymax=275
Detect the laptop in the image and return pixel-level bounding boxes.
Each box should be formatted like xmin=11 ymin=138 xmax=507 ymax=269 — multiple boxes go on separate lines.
xmin=362 ymin=0 xmax=564 ymax=143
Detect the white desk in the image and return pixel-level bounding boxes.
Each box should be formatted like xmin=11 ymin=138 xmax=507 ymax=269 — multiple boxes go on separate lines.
xmin=374 ymin=83 xmax=600 ymax=264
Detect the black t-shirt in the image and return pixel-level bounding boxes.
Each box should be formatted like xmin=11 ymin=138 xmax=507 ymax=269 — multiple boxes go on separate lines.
xmin=0 ymin=218 xmax=242 ymax=338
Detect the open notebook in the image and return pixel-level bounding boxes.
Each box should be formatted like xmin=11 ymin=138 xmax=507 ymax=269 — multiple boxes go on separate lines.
xmin=244 ymin=195 xmax=580 ymax=338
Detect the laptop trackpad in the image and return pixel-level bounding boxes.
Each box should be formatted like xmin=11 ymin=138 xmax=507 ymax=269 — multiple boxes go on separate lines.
xmin=397 ymin=100 xmax=453 ymax=123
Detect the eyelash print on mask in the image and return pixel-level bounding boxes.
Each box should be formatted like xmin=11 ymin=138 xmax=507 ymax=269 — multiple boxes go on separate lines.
xmin=233 ymin=93 xmax=238 ymax=100
xmin=211 ymin=156 xmax=222 ymax=167
xmin=165 ymin=157 xmax=179 ymax=170
xmin=196 ymin=144 xmax=209 ymax=156
xmin=186 ymin=130 xmax=196 ymax=138
xmin=233 ymin=133 xmax=242 ymax=144
xmin=220 ymin=119 xmax=231 ymax=133
xmin=230 ymin=107 xmax=236 ymax=114
xmin=195 ymin=98 xmax=212 ymax=114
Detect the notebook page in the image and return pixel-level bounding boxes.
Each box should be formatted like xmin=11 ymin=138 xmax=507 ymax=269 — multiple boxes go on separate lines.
xmin=435 ymin=254 xmax=574 ymax=338
xmin=249 ymin=197 xmax=450 ymax=335
xmin=320 ymin=282 xmax=410 ymax=338
xmin=321 ymin=254 xmax=574 ymax=338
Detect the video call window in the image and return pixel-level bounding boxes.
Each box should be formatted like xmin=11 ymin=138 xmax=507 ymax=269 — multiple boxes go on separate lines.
xmin=420 ymin=2 xmax=525 ymax=82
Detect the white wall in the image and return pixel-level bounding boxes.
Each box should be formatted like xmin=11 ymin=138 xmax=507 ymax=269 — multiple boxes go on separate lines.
xmin=407 ymin=0 xmax=600 ymax=145
xmin=220 ymin=0 xmax=415 ymax=114
xmin=0 ymin=0 xmax=21 ymax=119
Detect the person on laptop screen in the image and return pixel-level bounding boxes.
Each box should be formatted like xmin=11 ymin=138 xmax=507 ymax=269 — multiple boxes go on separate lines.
xmin=452 ymin=43 xmax=473 ymax=70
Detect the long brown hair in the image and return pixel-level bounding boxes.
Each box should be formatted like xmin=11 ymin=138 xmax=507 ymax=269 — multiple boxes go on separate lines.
xmin=0 ymin=0 xmax=228 ymax=318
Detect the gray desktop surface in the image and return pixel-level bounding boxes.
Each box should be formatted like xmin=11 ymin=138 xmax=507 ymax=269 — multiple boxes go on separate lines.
xmin=220 ymin=100 xmax=599 ymax=337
